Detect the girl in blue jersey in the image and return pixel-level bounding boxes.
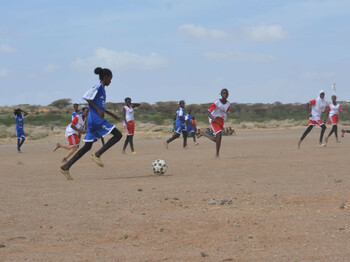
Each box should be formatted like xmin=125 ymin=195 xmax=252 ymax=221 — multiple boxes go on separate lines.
xmin=60 ymin=67 xmax=122 ymax=180
xmin=184 ymin=109 xmax=198 ymax=144
xmin=14 ymin=108 xmax=28 ymax=153
xmin=164 ymin=100 xmax=188 ymax=149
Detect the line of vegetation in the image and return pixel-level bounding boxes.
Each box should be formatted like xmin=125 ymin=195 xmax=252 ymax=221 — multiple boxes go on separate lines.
xmin=1 ymin=99 xmax=350 ymax=128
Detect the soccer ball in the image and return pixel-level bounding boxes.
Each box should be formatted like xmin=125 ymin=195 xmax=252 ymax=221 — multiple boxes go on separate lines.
xmin=152 ymin=159 xmax=168 ymax=175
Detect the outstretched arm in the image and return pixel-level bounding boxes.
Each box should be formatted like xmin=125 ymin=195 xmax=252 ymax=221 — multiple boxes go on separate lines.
xmin=105 ymin=109 xmax=121 ymax=121
xmin=131 ymin=103 xmax=141 ymax=108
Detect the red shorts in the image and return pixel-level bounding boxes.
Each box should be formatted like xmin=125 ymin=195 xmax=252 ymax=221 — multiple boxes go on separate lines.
xmin=329 ymin=115 xmax=338 ymax=125
xmin=308 ymin=119 xmax=324 ymax=126
xmin=210 ymin=117 xmax=224 ymax=135
xmin=124 ymin=120 xmax=135 ymax=135
xmin=67 ymin=134 xmax=80 ymax=147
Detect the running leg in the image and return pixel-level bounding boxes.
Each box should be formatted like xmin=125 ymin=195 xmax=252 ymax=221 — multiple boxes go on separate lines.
xmin=123 ymin=136 xmax=130 ymax=152
xmin=95 ymin=128 xmax=122 ymax=157
xmin=61 ymin=142 xmax=93 ymax=170
xmin=182 ymin=131 xmax=188 ymax=148
xmin=298 ymin=125 xmax=314 ymax=148
xmin=319 ymin=124 xmax=327 ymax=144
xmin=215 ymin=132 xmax=222 ymax=158
xmin=129 ymin=135 xmax=135 ymax=152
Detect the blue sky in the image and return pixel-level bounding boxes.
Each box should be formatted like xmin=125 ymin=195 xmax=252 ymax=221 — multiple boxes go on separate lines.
xmin=1 ymin=0 xmax=350 ymax=106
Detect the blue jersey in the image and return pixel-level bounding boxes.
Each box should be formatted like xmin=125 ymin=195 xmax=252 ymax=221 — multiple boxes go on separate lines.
xmin=176 ymin=107 xmax=185 ymax=126
xmin=185 ymin=113 xmax=194 ymax=132
xmin=72 ymin=110 xmax=82 ymax=120
xmin=83 ymin=83 xmax=106 ymax=128
xmin=14 ymin=114 xmax=24 ymax=131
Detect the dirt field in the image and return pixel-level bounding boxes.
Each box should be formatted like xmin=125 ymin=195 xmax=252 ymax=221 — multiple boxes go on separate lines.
xmin=1 ymin=128 xmax=350 ymax=262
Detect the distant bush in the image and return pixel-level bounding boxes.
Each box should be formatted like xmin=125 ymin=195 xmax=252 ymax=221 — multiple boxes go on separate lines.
xmin=49 ymin=98 xmax=72 ymax=109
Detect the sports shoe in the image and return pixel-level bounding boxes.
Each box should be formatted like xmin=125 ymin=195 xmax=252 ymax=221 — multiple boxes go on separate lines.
xmin=59 ymin=168 xmax=73 ymax=180
xmin=341 ymin=129 xmax=345 ymax=137
xmin=91 ymin=153 xmax=104 ymax=167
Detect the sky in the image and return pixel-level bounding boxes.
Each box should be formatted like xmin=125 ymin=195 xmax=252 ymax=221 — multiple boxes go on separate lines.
xmin=1 ymin=0 xmax=350 ymax=106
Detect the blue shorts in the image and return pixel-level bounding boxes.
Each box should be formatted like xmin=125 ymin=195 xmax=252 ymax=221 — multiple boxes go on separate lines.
xmin=187 ymin=127 xmax=195 ymax=133
xmin=16 ymin=129 xmax=25 ymax=138
xmin=174 ymin=123 xmax=186 ymax=134
xmin=84 ymin=120 xmax=115 ymax=142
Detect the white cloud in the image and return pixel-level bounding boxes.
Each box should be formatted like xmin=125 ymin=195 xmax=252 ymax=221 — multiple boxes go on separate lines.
xmin=202 ymin=51 xmax=277 ymax=63
xmin=302 ymin=71 xmax=335 ymax=79
xmin=245 ymin=24 xmax=289 ymax=42
xmin=0 ymin=44 xmax=18 ymax=54
xmin=42 ymin=63 xmax=60 ymax=73
xmin=178 ymin=24 xmax=228 ymax=39
xmin=71 ymin=48 xmax=167 ymax=71
xmin=0 ymin=68 xmax=9 ymax=77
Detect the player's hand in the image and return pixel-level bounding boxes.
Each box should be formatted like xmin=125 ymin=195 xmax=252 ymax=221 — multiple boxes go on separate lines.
xmin=113 ymin=115 xmax=121 ymax=121
xmin=212 ymin=119 xmax=217 ymax=124
xmin=82 ymin=130 xmax=86 ymax=134
xmin=308 ymin=113 xmax=312 ymax=117
xmin=126 ymin=124 xmax=130 ymax=130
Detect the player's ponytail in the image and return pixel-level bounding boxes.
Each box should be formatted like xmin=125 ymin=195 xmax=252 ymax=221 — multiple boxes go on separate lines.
xmin=94 ymin=67 xmax=113 ymax=80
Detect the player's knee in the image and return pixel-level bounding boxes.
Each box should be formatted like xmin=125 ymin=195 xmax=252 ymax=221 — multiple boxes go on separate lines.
xmin=113 ymin=129 xmax=122 ymax=141
xmin=83 ymin=142 xmax=93 ymax=151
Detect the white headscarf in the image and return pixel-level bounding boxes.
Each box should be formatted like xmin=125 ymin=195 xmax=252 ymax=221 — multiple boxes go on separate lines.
xmin=316 ymin=90 xmax=326 ymax=112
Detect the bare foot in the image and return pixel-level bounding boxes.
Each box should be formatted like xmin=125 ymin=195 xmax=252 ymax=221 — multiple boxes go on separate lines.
xmin=61 ymin=157 xmax=68 ymax=163
xmin=325 ymin=136 xmax=328 ymax=143
xmin=54 ymin=143 xmax=61 ymax=152
xmin=297 ymin=140 xmax=301 ymax=149
xmin=164 ymin=141 xmax=168 ymax=149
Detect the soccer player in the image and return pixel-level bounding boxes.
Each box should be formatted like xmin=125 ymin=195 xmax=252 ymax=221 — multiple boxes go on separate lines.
xmin=164 ymin=100 xmax=188 ymax=149
xmin=298 ymin=90 xmax=327 ymax=149
xmin=59 ymin=67 xmax=122 ymax=180
xmin=122 ymin=97 xmax=140 ymax=154
xmin=73 ymin=102 xmax=105 ymax=146
xmin=71 ymin=103 xmax=82 ymax=120
xmin=325 ymin=95 xmax=342 ymax=143
xmin=185 ymin=110 xmax=198 ymax=144
xmin=14 ymin=108 xmax=28 ymax=153
xmin=54 ymin=107 xmax=89 ymax=162
xmin=198 ymin=89 xmax=230 ymax=158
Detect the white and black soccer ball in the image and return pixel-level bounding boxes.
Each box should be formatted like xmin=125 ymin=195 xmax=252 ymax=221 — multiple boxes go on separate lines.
xmin=152 ymin=159 xmax=168 ymax=175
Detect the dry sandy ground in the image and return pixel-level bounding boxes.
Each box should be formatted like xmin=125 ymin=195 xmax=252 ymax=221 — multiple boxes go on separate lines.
xmin=1 ymin=128 xmax=350 ymax=262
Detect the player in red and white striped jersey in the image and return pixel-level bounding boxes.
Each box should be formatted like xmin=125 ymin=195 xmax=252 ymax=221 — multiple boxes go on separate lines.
xmin=197 ymin=89 xmax=230 ymax=158
xmin=324 ymin=95 xmax=342 ymax=143
xmin=54 ymin=107 xmax=89 ymax=163
xmin=122 ymin=97 xmax=140 ymax=154
xmin=298 ymin=90 xmax=327 ymax=149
